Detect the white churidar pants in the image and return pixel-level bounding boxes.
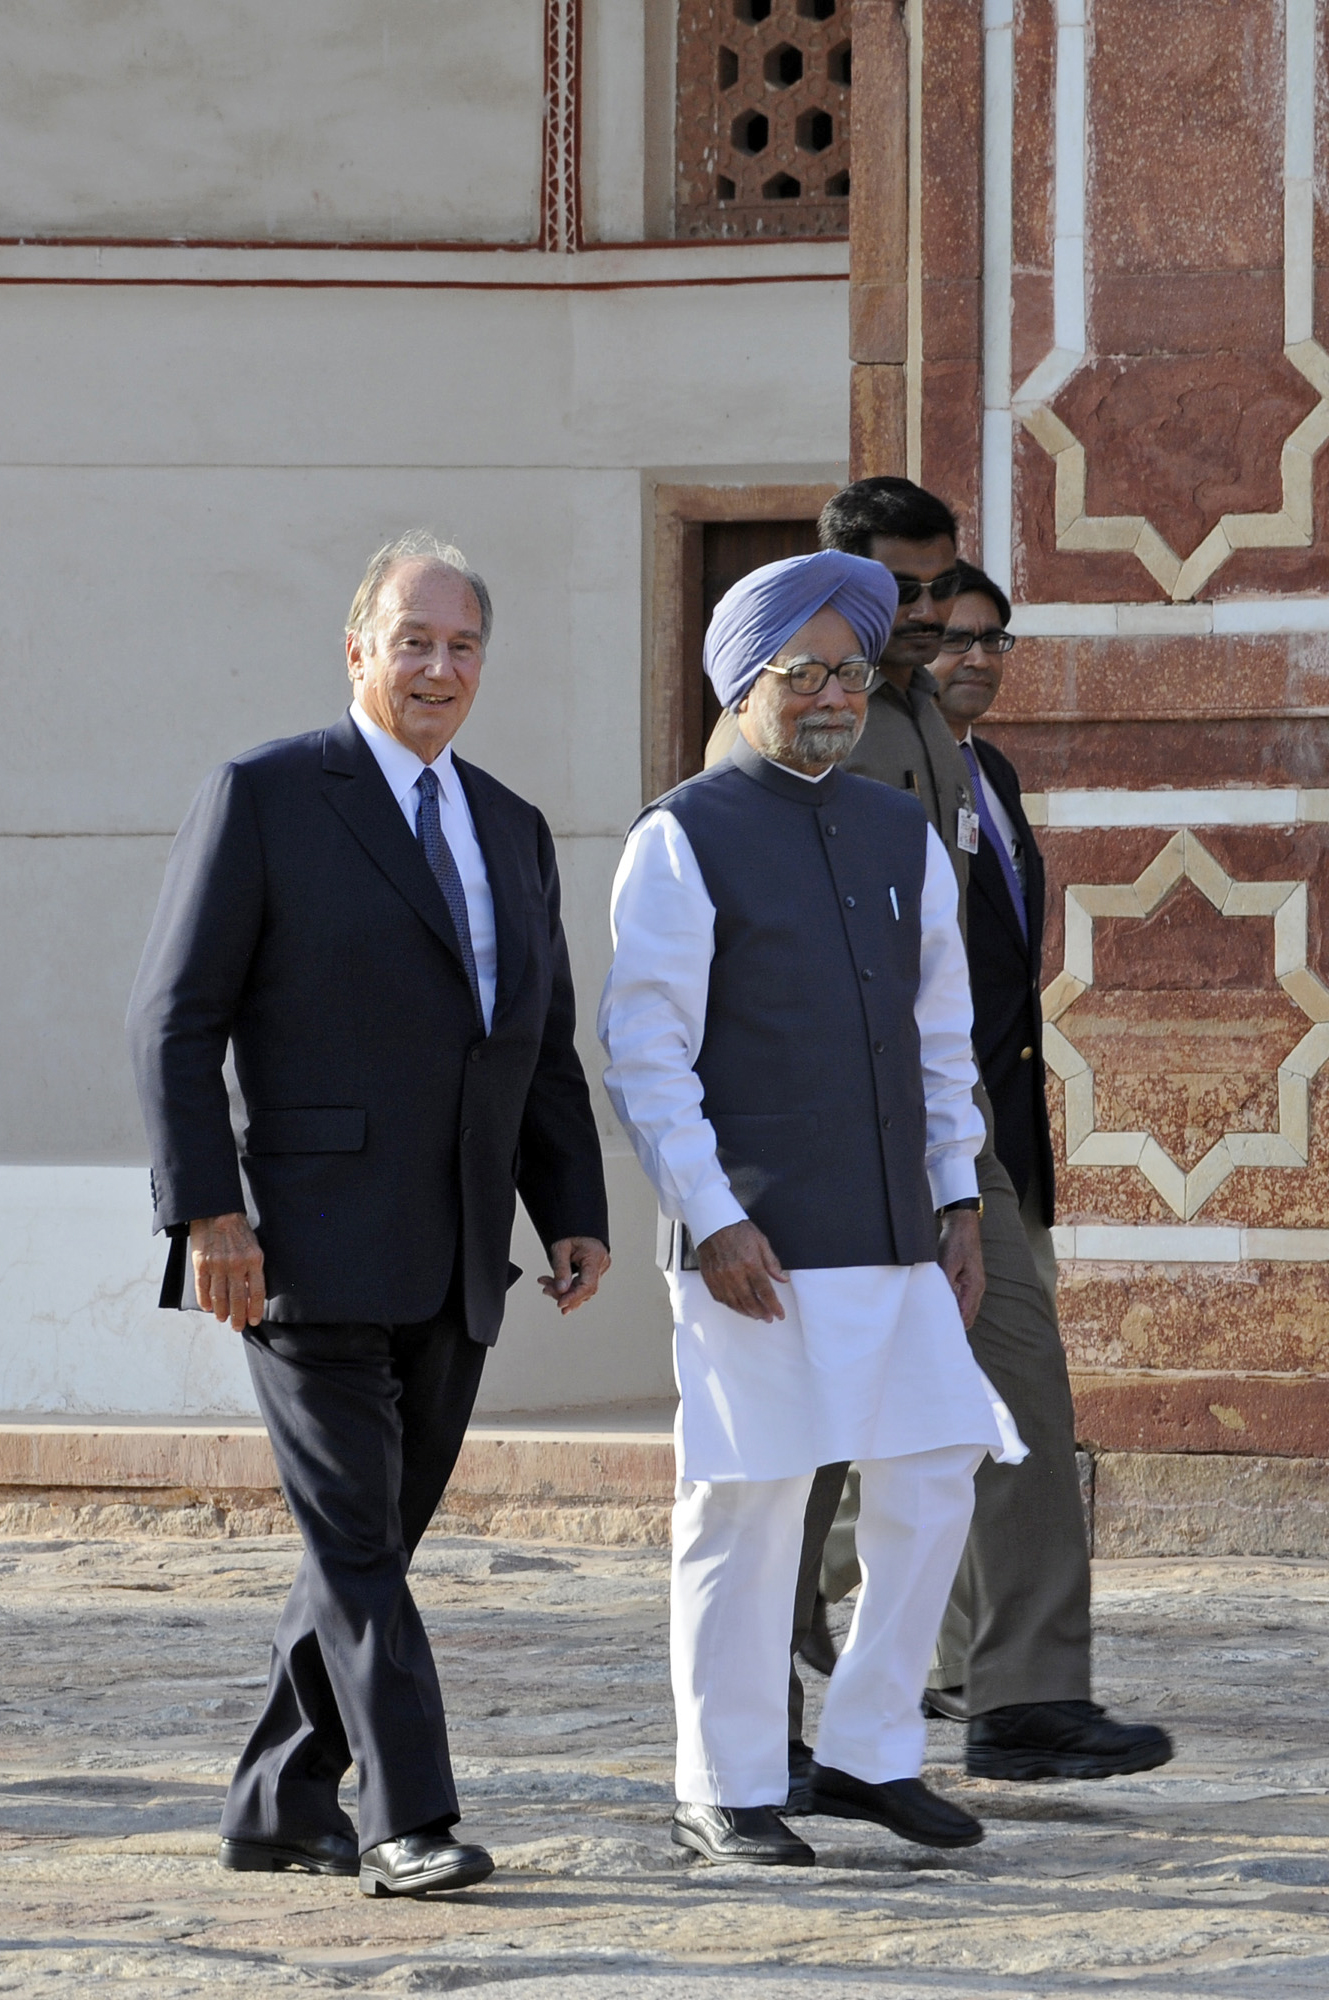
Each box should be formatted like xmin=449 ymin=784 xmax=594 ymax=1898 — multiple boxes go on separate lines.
xmin=670 ymin=1443 xmax=984 ymax=1806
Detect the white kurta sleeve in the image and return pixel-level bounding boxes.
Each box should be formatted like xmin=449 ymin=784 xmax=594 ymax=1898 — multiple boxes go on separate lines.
xmin=915 ymin=822 xmax=985 ymax=1208
xmin=598 ymin=810 xmax=748 ymax=1247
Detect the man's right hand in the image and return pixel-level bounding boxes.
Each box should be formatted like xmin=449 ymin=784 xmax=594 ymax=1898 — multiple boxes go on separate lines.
xmin=696 ymin=1220 xmax=789 ymax=1322
xmin=190 ymin=1213 xmax=266 ymax=1330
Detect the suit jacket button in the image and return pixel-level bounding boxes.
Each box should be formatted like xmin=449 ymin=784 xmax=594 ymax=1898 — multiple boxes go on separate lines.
xmin=880 ymin=1114 xmax=891 ymax=1129
xmin=844 ymin=895 xmax=856 ymax=908
xmin=861 ymin=968 xmax=873 ymax=980
xmin=1020 ymin=1046 xmax=1034 ymax=1060
xmin=874 ymin=1041 xmax=885 ymax=1054
xmin=461 ymin=1125 xmax=473 ymax=1140
xmin=469 ymin=1046 xmax=483 ymax=1062
xmin=825 ymin=823 xmax=837 ymax=836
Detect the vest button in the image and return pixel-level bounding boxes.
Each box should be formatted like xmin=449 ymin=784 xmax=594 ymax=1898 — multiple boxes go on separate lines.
xmin=881 ymin=1114 xmax=891 ymax=1130
xmin=1020 ymin=1045 xmax=1034 ymax=1060
xmin=861 ymin=968 xmax=873 ymax=980
xmin=844 ymin=895 xmax=856 ymax=908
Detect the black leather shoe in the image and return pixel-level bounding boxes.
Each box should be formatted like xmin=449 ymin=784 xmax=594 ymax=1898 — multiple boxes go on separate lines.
xmin=671 ymin=1802 xmax=815 ymax=1866
xmin=797 ymin=1593 xmax=839 ymax=1677
xmin=806 ymin=1761 xmax=983 ymax=1848
xmin=784 ymin=1738 xmax=816 ymax=1815
xmin=218 ymin=1830 xmax=358 ymax=1876
xmin=922 ymin=1685 xmax=968 ymax=1723
xmin=966 ymin=1700 xmax=1174 ymax=1781
xmin=359 ymin=1832 xmax=495 ymax=1897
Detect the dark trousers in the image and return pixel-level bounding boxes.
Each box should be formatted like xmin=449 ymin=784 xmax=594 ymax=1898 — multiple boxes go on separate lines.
xmin=219 ymin=1299 xmax=486 ymax=1853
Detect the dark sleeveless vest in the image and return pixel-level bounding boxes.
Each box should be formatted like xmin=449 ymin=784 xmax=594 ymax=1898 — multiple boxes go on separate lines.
xmin=653 ymin=734 xmax=937 ymax=1270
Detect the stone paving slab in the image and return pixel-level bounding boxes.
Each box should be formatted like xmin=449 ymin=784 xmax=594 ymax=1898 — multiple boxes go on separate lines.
xmin=3 ymin=1537 xmax=1329 ymax=1996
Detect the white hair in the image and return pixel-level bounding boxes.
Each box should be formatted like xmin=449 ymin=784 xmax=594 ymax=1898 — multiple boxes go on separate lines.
xmin=346 ymin=530 xmax=493 ymax=648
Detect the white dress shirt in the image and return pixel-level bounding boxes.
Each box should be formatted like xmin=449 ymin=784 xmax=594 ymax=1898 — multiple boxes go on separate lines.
xmin=963 ymin=727 xmax=1025 ymax=889
xmin=597 ymin=784 xmax=1017 ymax=1482
xmin=350 ymin=701 xmax=498 ymax=1032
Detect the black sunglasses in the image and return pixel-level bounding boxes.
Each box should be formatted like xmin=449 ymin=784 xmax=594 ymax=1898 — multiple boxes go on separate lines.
xmin=891 ymin=568 xmax=964 ymax=605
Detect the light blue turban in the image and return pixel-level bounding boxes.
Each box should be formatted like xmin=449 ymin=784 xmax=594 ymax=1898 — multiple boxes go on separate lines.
xmin=702 ymin=549 xmax=900 ymax=711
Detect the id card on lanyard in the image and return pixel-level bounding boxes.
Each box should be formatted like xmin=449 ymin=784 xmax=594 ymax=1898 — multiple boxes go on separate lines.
xmin=957 ymin=780 xmax=980 ymax=855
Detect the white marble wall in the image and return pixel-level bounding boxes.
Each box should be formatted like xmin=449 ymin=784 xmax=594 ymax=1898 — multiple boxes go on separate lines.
xmin=0 ymin=10 xmax=851 ymax=1414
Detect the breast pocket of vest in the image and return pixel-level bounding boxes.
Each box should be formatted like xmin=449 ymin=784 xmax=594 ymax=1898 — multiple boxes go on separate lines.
xmin=244 ymin=1107 xmax=366 ymax=1154
xmin=709 ymin=1112 xmax=819 ymax=1209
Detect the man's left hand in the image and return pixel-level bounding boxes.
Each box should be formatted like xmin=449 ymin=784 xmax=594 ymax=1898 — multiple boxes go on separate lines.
xmin=539 ymin=1237 xmax=611 ymax=1313
xmin=939 ymin=1210 xmax=985 ymax=1328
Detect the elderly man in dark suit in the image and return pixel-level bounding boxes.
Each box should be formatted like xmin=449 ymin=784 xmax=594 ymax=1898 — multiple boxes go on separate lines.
xmin=127 ymin=531 xmax=609 ymax=1898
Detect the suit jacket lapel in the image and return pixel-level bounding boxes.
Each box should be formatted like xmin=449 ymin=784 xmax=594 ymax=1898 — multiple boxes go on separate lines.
xmin=972 ymin=744 xmax=1040 ymax=968
xmin=319 ymin=712 xmax=473 ymax=980
xmin=970 ymin=832 xmax=1030 ymax=952
xmin=454 ymin=755 xmax=529 ymax=1022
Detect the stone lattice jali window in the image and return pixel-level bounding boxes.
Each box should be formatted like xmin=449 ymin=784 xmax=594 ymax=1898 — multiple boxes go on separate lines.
xmin=675 ymin=0 xmax=850 ymax=239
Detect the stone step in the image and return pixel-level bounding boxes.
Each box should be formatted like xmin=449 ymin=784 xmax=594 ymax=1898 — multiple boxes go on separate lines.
xmin=0 ymin=1408 xmax=676 ymax=1544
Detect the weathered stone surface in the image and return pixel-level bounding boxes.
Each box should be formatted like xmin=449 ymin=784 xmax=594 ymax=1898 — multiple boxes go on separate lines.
xmin=849 ymin=361 xmax=905 ymax=479
xmin=1060 ymin=1262 xmax=1329 ymax=1375
xmin=1072 ymin=1370 xmax=1329 ymax=1459
xmin=5 ymin=1534 xmax=1329 ymax=1994
xmin=1095 ymin=1452 xmax=1329 ymax=1558
xmin=1088 ymin=0 xmax=1284 ymax=278
xmin=1011 ymin=0 xmax=1055 ymax=274
xmin=987 ymin=634 xmax=1329 ymax=730
xmin=0 ymin=1424 xmax=676 ymax=1545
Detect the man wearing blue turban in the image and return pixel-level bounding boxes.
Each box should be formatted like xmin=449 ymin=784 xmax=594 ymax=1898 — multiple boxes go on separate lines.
xmin=599 ymin=551 xmax=1023 ymax=1868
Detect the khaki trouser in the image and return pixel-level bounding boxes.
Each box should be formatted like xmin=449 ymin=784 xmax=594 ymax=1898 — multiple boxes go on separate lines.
xmin=788 ymin=1139 xmax=1091 ymax=1736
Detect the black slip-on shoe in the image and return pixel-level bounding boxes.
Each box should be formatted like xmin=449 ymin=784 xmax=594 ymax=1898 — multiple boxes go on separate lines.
xmin=218 ymin=1830 xmax=358 ymax=1876
xmin=784 ymin=1738 xmax=816 ymax=1815
xmin=922 ymin=1685 xmax=969 ymax=1723
xmin=806 ymin=1762 xmax=984 ymax=1848
xmin=797 ymin=1593 xmax=840 ymax=1677
xmin=966 ymin=1699 xmax=1174 ymax=1781
xmin=671 ymin=1802 xmax=815 ymax=1866
xmin=359 ymin=1832 xmax=495 ymax=1897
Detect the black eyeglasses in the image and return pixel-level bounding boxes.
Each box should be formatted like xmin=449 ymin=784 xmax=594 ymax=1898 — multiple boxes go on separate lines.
xmin=764 ymin=653 xmax=878 ymax=696
xmin=891 ymin=568 xmax=964 ymax=605
xmin=937 ymin=628 xmax=1016 ymax=655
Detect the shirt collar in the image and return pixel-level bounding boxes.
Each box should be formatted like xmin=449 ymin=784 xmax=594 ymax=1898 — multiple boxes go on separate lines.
xmin=350 ymin=700 xmax=454 ymax=806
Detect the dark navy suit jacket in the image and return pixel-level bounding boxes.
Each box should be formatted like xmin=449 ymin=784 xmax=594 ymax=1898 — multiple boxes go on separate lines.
xmin=967 ymin=734 xmax=1056 ymax=1224
xmin=127 ymin=710 xmax=608 ymax=1340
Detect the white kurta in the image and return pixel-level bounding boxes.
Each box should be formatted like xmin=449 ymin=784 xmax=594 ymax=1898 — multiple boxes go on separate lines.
xmin=599 ymin=788 xmax=1024 ymax=1484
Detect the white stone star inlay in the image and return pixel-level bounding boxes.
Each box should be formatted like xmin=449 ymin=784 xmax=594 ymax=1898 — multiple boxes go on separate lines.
xmin=1042 ymin=832 xmax=1329 ymax=1219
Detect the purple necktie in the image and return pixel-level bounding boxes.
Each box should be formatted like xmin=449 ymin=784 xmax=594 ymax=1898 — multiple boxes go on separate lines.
xmin=961 ymin=742 xmax=1027 ymax=941
xmin=415 ymin=765 xmax=483 ymax=1017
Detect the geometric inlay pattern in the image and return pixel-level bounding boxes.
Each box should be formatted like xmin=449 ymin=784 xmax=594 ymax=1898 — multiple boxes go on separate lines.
xmin=675 ymin=0 xmax=851 ymax=241
xmin=1042 ymin=832 xmax=1329 ymax=1218
xmin=1004 ymin=0 xmax=1329 ymax=602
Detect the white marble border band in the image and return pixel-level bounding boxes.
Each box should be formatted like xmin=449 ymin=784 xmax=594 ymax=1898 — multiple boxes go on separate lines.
xmin=1009 ymin=599 xmax=1329 ymax=636
xmin=1021 ymin=788 xmax=1329 ymax=829
xmin=1052 ymin=1224 xmax=1329 ymax=1262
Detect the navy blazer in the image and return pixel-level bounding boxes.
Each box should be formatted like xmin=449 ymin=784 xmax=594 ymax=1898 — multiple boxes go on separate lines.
xmin=127 ymin=711 xmax=608 ymax=1340
xmin=967 ymin=734 xmax=1056 ymax=1224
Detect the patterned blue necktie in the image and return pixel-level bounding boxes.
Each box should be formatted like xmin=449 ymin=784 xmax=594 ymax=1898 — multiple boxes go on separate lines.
xmin=960 ymin=741 xmax=1028 ymax=941
xmin=415 ymin=765 xmax=483 ymax=1017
